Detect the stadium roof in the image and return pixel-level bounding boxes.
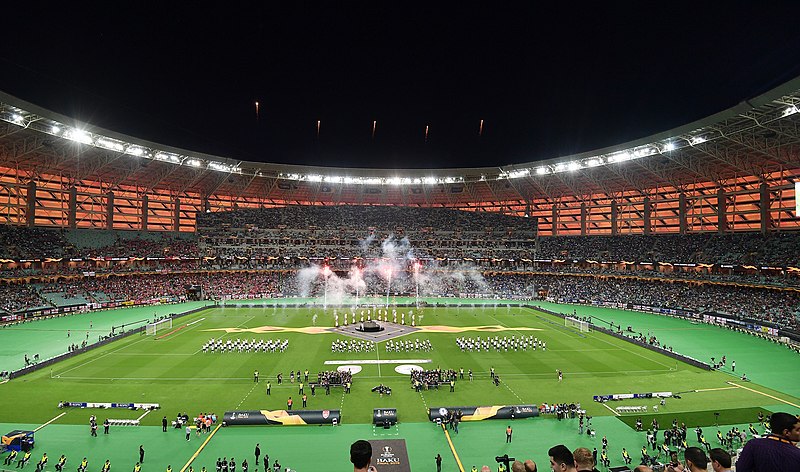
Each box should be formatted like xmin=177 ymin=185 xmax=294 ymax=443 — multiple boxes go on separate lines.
xmin=1 ymin=76 xmax=799 ymax=205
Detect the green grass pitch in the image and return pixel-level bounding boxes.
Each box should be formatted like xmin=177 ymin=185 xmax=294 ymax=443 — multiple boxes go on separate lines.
xmin=0 ymin=301 xmax=798 ymax=471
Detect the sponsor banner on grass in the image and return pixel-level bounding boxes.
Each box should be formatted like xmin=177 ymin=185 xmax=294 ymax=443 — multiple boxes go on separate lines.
xmin=224 ymin=409 xmax=340 ymax=426
xmin=428 ymin=405 xmax=539 ymax=422
xmin=369 ymin=439 xmax=410 ymax=472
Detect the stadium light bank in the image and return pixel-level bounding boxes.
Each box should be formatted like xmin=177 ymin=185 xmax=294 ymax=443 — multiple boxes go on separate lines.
xmin=1 ymin=99 xmax=799 ymax=186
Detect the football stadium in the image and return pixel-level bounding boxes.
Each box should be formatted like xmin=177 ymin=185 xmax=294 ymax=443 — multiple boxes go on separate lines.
xmin=1 ymin=6 xmax=800 ymax=472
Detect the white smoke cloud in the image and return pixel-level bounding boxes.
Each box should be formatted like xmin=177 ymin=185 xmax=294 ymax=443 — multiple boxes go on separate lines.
xmin=295 ymin=233 xmax=488 ymax=305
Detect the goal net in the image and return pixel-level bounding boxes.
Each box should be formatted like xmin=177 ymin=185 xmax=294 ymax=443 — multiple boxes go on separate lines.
xmin=146 ymin=318 xmax=173 ymax=335
xmin=565 ymin=316 xmax=590 ymax=333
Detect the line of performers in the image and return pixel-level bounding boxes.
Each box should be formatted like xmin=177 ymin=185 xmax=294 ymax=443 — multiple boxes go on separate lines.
xmin=333 ymin=308 xmax=420 ymax=327
xmin=385 ymin=338 xmax=432 ymax=352
xmin=455 ymin=335 xmax=546 ymax=352
xmin=330 ymin=339 xmax=376 ymax=353
xmin=202 ymin=338 xmax=289 ymax=353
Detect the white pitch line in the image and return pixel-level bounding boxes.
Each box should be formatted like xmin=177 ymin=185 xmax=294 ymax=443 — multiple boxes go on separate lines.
xmin=187 ymin=317 xmax=206 ymax=326
xmin=55 ymin=335 xmax=151 ymax=377
xmin=235 ymin=383 xmax=260 ymax=409
xmin=137 ymin=409 xmax=152 ymax=421
xmin=324 ymin=359 xmax=432 ymax=365
xmin=503 ymin=382 xmax=525 ymax=404
xmin=727 ymin=381 xmax=800 ymax=408
xmin=418 ymin=391 xmax=428 ymax=410
xmin=601 ymin=403 xmax=621 ymax=417
xmin=584 ymin=328 xmax=676 ymax=370
xmin=695 ymin=386 xmax=738 ymax=393
xmin=376 ymin=345 xmax=381 ymax=377
xmin=35 ymin=412 xmax=66 ymax=431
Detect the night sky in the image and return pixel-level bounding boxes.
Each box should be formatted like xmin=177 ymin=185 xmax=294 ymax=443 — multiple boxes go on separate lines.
xmin=3 ymin=2 xmax=800 ymax=169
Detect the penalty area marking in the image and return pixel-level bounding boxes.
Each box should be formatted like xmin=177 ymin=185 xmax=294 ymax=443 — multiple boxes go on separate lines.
xmin=601 ymin=403 xmax=621 ymax=417
xmin=727 ymin=381 xmax=800 ymax=409
xmin=34 ymin=412 xmax=67 ymax=432
xmin=186 ymin=317 xmax=205 ymax=326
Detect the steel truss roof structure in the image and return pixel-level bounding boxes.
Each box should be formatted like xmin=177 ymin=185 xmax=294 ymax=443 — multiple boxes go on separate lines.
xmin=0 ymin=77 xmax=799 ymax=234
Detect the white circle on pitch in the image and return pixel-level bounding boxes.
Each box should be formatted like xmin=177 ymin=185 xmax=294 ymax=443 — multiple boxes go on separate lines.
xmin=337 ymin=365 xmax=362 ymax=375
xmin=395 ymin=364 xmax=423 ymax=375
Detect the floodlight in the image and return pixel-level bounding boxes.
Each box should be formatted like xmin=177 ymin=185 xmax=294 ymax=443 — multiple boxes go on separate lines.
xmin=127 ymin=146 xmax=144 ymax=156
xmin=50 ymin=126 xmax=60 ymax=134
xmin=536 ymin=167 xmax=548 ymax=175
xmin=66 ymin=129 xmax=92 ymax=145
xmin=567 ymin=161 xmax=581 ymax=171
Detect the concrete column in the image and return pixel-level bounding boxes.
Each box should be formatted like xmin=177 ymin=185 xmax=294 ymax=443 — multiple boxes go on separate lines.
xmin=643 ymin=196 xmax=652 ymax=235
xmin=142 ymin=194 xmax=149 ymax=231
xmin=173 ymin=197 xmax=181 ymax=233
xmin=68 ymin=187 xmax=77 ymax=229
xmin=106 ymin=191 xmax=114 ymax=230
xmin=551 ymin=204 xmax=558 ymax=236
xmin=678 ymin=193 xmax=687 ymax=234
xmin=580 ymin=202 xmax=587 ymax=236
xmin=760 ymin=182 xmax=772 ymax=234
xmin=611 ymin=200 xmax=618 ymax=235
xmin=717 ymin=188 xmax=727 ymax=233
xmin=26 ymin=180 xmax=36 ymax=227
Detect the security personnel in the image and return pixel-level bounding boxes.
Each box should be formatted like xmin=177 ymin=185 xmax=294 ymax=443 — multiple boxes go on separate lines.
xmin=266 ymin=382 xmax=271 ymax=395
xmin=450 ymin=380 xmax=455 ymax=392
xmin=471 ymin=466 xmax=478 ymax=472
xmin=101 ymin=460 xmax=111 ymax=472
xmin=622 ymin=448 xmax=631 ymax=465
xmin=17 ymin=450 xmax=32 ymax=468
xmin=35 ymin=453 xmax=47 ymax=472
xmin=600 ymin=451 xmax=609 ymax=467
xmin=299 ymin=382 xmax=304 ymax=395
xmin=55 ymin=455 xmax=67 ymax=472
xmin=3 ymin=449 xmax=17 ymax=466
xmin=78 ymin=457 xmax=89 ymax=472
xmin=133 ymin=464 xmax=141 ymax=472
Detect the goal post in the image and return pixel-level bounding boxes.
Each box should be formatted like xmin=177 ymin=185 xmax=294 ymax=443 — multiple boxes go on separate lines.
xmin=565 ymin=316 xmax=590 ymax=333
xmin=146 ymin=318 xmax=173 ymax=335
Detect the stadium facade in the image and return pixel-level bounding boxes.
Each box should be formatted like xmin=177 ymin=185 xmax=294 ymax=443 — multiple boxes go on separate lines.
xmin=0 ymin=77 xmax=799 ymax=235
